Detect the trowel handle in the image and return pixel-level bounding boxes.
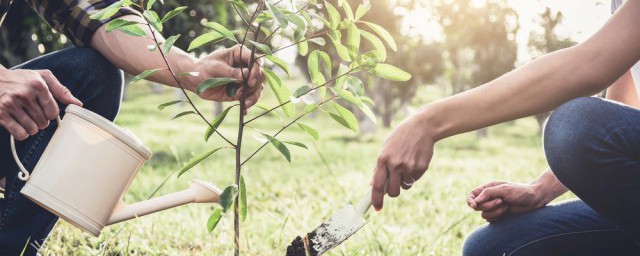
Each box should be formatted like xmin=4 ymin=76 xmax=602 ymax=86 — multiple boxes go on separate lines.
xmin=355 ymin=189 xmax=372 ymax=215
xmin=356 ymin=178 xmax=389 ymax=215
xmin=10 ymin=116 xmax=61 ymax=181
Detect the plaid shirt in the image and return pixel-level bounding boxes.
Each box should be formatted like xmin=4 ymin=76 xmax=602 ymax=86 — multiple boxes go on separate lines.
xmin=0 ymin=0 xmax=139 ymax=47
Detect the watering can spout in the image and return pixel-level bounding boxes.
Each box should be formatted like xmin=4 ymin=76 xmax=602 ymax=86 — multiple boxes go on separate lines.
xmin=107 ymin=180 xmax=221 ymax=225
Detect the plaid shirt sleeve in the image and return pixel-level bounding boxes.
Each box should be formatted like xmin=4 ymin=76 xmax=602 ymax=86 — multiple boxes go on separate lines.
xmin=24 ymin=0 xmax=141 ymax=47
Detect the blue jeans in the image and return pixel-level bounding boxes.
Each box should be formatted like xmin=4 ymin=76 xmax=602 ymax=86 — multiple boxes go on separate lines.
xmin=0 ymin=48 xmax=123 ymax=255
xmin=463 ymin=97 xmax=640 ymax=255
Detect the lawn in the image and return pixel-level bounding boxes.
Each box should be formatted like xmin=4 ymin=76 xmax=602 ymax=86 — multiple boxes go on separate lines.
xmin=41 ymin=83 xmax=574 ymax=255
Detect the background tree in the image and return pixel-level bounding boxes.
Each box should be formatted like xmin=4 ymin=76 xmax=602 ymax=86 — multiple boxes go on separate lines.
xmin=435 ymin=0 xmax=519 ymax=138
xmin=528 ymin=7 xmax=576 ymax=132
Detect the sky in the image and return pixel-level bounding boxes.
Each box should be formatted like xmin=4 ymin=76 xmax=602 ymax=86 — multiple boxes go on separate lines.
xmin=401 ymin=0 xmax=612 ymax=64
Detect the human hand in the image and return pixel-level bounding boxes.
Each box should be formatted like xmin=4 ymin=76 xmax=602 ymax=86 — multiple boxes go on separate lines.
xmin=467 ymin=181 xmax=548 ymax=222
xmin=0 ymin=68 xmax=82 ymax=140
xmin=371 ymin=113 xmax=435 ymax=211
xmin=189 ymin=44 xmax=265 ymax=110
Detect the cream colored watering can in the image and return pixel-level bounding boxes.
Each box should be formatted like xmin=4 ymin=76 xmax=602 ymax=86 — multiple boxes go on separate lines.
xmin=9 ymin=104 xmax=222 ymax=236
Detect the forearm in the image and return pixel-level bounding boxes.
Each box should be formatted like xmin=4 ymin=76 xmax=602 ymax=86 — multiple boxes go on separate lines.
xmin=89 ymin=15 xmax=199 ymax=91
xmin=530 ymin=169 xmax=568 ymax=205
xmin=419 ymin=1 xmax=640 ymax=141
xmin=606 ymin=70 xmax=640 ymax=108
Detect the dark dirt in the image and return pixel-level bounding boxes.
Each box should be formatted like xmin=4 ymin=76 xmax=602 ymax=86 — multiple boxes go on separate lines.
xmin=285 ymin=231 xmax=319 ymax=256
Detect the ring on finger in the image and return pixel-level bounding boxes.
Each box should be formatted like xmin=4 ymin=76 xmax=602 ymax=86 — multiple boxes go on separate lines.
xmin=402 ymin=178 xmax=415 ymax=187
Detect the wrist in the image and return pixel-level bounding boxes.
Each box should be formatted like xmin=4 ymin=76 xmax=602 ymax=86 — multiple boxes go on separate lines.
xmin=530 ymin=180 xmax=554 ymax=207
xmin=416 ymin=101 xmax=448 ymax=142
xmin=171 ymin=51 xmax=200 ymax=93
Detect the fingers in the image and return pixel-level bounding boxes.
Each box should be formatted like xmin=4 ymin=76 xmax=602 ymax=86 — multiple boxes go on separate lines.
xmin=481 ymin=205 xmax=510 ymax=222
xmin=21 ymin=96 xmax=49 ymax=129
xmin=476 ymin=198 xmax=503 ymax=212
xmin=230 ymin=44 xmax=252 ymax=67
xmin=387 ymin=166 xmax=402 ymax=198
xmin=244 ymin=84 xmax=264 ymax=110
xmin=474 ymin=186 xmax=504 ymax=205
xmin=12 ymin=108 xmax=38 ymax=136
xmin=0 ymin=116 xmax=29 ymax=141
xmin=371 ymin=157 xmax=389 ymax=211
xmin=39 ymin=70 xmax=82 ymax=106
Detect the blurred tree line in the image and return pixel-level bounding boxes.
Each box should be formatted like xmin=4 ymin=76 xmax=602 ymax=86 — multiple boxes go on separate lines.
xmin=1 ymin=0 xmax=574 ymax=135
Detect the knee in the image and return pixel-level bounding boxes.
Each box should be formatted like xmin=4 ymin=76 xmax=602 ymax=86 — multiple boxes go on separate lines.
xmin=543 ymin=97 xmax=606 ymax=183
xmin=63 ymin=48 xmax=123 ymax=121
xmin=462 ymin=225 xmax=500 ymax=256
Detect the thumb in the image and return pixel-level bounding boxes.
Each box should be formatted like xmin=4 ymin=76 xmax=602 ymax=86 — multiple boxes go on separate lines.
xmin=41 ymin=72 xmax=82 ymax=106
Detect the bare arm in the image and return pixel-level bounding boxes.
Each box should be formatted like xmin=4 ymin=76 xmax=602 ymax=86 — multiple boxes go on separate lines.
xmin=90 ymin=15 xmax=264 ymax=107
xmin=371 ymin=1 xmax=640 ymax=210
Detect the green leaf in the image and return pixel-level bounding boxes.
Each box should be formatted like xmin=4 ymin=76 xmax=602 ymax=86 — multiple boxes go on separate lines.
xmin=346 ymin=23 xmax=360 ymax=60
xmin=370 ymin=63 xmax=411 ymax=81
xmin=355 ymin=4 xmax=370 ymax=20
xmin=177 ymin=147 xmax=224 ymax=177
xmin=342 ymin=0 xmax=354 ymax=20
xmin=161 ymin=6 xmax=187 ymax=23
xmin=265 ymin=55 xmax=290 ymax=77
xmin=334 ymin=64 xmax=350 ymax=88
xmin=115 ymin=25 xmax=147 ymax=37
xmin=255 ymin=11 xmax=273 ymax=23
xmin=226 ymin=83 xmax=239 ymax=97
xmin=317 ymin=50 xmax=332 ymax=74
xmin=197 ymin=78 xmax=237 ymax=95
xmin=359 ymin=29 xmax=387 ymax=61
xmin=146 ymin=0 xmax=156 ymax=9
xmin=90 ymin=1 xmax=122 ymax=20
xmin=304 ymin=103 xmax=318 ymax=113
xmin=264 ymin=68 xmax=295 ymax=117
xmin=346 ymin=76 xmax=364 ymax=96
xmin=239 ymin=175 xmax=247 ymax=222
xmin=297 ymin=40 xmax=309 ymax=56
xmin=171 ymin=111 xmax=195 ymax=120
xmin=308 ymin=37 xmax=326 ymax=46
xmin=260 ymin=26 xmax=272 ymax=38
xmin=357 ymin=50 xmax=384 ymax=69
xmin=157 ymin=100 xmax=184 ymax=111
xmin=308 ymin=50 xmax=319 ymax=85
xmin=105 ymin=19 xmax=138 ymax=32
xmin=325 ymin=1 xmax=340 ymax=29
xmin=219 ymin=185 xmax=238 ymax=213
xmin=361 ymin=96 xmax=374 ymax=105
xmin=293 ymin=85 xmax=311 ymax=97
xmin=205 ymin=105 xmax=235 ymax=141
xmin=207 ymin=208 xmax=223 ymax=232
xmin=359 ymin=103 xmax=377 ymax=124
xmin=289 ymin=14 xmax=307 ymax=35
xmin=267 ymin=2 xmax=288 ymax=29
xmin=329 ymin=102 xmax=358 ymax=132
xmin=361 ymin=21 xmax=397 ymax=51
xmin=297 ymin=123 xmax=319 ymax=140
xmin=130 ymin=68 xmax=162 ymax=85
xmin=284 ymin=141 xmax=308 ymax=149
xmin=330 ymin=36 xmax=351 ymax=62
xmin=332 ymin=87 xmax=362 ymax=107
xmin=255 ymin=102 xmax=283 ymax=121
xmin=247 ymin=40 xmax=272 ymax=55
xmin=188 ymin=32 xmax=224 ymax=51
xmin=204 ymin=22 xmax=237 ymax=43
xmin=162 ymin=34 xmax=180 ymax=55
xmin=262 ymin=133 xmax=291 ymax=162
xmin=143 ymin=10 xmax=162 ymax=32
xmin=230 ymin=0 xmax=249 ymax=16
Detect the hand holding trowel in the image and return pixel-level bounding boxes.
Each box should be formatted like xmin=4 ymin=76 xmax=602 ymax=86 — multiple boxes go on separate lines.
xmin=286 ymin=181 xmax=386 ymax=256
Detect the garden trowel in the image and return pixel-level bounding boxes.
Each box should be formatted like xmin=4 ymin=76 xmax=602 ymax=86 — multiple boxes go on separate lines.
xmin=287 ymin=189 xmax=373 ymax=256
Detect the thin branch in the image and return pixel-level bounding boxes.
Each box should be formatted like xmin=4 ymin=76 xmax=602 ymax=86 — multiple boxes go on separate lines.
xmin=241 ymin=96 xmax=335 ymax=166
xmin=243 ymin=68 xmax=356 ymax=124
xmin=232 ymin=5 xmax=255 ymax=32
xmin=142 ymin=22 xmax=235 ymax=146
xmin=255 ymin=31 xmax=328 ymax=60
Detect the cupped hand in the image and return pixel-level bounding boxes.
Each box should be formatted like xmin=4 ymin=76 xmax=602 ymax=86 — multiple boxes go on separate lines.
xmin=191 ymin=44 xmax=265 ymax=110
xmin=467 ymin=181 xmax=547 ymax=222
xmin=371 ymin=113 xmax=435 ymax=211
xmin=0 ymin=68 xmax=82 ymax=140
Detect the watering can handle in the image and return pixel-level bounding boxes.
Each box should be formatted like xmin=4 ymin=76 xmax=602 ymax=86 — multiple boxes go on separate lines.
xmin=10 ymin=116 xmax=62 ymax=181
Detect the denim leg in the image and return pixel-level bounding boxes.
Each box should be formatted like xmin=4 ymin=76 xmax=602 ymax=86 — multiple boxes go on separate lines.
xmin=463 ymin=199 xmax=639 ymax=256
xmin=544 ymin=97 xmax=640 ymax=244
xmin=0 ymin=47 xmax=123 ymax=255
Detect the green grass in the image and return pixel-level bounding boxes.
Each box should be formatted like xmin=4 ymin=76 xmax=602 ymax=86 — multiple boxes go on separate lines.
xmin=41 ymin=84 xmax=575 ymax=255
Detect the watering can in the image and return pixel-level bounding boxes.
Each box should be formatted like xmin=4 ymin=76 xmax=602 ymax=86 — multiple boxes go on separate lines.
xmin=9 ymin=104 xmax=222 ymax=237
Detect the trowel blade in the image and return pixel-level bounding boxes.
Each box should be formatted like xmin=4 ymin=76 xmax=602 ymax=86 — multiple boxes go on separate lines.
xmin=309 ymin=204 xmax=368 ymax=255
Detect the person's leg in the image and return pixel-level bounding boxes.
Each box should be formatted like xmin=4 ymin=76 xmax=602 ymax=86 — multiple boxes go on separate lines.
xmin=544 ymin=97 xmax=640 ymax=244
xmin=0 ymin=47 xmax=123 ymax=255
xmin=463 ymin=199 xmax=639 ymax=256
